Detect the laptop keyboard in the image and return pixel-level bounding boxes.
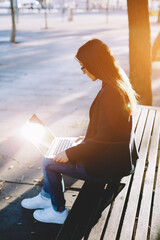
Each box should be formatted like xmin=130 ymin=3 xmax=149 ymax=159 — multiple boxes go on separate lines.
xmin=47 ymin=137 xmax=76 ymax=157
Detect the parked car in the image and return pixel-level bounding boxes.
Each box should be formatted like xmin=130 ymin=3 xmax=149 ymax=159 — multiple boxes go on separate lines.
xmin=21 ymin=0 xmax=41 ymax=9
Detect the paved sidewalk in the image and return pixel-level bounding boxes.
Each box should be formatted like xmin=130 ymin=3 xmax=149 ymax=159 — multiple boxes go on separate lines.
xmin=0 ymin=10 xmax=160 ymax=240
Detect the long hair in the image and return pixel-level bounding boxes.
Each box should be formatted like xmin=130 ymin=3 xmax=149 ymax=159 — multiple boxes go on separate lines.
xmin=76 ymin=39 xmax=138 ymax=115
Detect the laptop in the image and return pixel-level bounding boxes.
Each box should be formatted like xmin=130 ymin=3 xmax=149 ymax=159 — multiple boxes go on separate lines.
xmin=22 ymin=114 xmax=77 ymax=158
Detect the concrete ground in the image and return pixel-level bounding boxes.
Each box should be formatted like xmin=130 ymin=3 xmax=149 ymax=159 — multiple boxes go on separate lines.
xmin=0 ymin=9 xmax=160 ymax=240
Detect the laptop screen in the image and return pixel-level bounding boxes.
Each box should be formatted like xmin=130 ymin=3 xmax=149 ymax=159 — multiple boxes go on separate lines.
xmin=22 ymin=114 xmax=55 ymax=156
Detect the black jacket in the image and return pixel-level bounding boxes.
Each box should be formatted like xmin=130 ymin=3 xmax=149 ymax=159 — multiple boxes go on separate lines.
xmin=66 ymin=83 xmax=139 ymax=179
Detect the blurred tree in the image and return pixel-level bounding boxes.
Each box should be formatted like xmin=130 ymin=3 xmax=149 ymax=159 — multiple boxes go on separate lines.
xmin=68 ymin=7 xmax=73 ymax=21
xmin=86 ymin=0 xmax=89 ymax=11
xmin=43 ymin=0 xmax=48 ymax=29
xmin=106 ymin=0 xmax=109 ymax=22
xmin=158 ymin=6 xmax=160 ymax=23
xmin=127 ymin=0 xmax=152 ymax=105
xmin=10 ymin=0 xmax=16 ymax=42
xmin=117 ymin=0 xmax=119 ymax=9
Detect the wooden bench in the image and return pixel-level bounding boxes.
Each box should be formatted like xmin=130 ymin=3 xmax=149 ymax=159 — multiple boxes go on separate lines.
xmin=56 ymin=105 xmax=160 ymax=240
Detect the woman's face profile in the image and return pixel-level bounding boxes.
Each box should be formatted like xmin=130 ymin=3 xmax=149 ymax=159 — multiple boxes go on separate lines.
xmin=80 ymin=62 xmax=97 ymax=82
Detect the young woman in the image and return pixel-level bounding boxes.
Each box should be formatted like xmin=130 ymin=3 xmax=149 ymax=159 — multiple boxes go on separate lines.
xmin=21 ymin=39 xmax=139 ymax=224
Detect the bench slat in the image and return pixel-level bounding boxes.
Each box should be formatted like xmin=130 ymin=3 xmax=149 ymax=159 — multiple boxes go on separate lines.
xmin=119 ymin=109 xmax=155 ymax=240
xmin=150 ymin=156 xmax=160 ymax=240
xmin=134 ymin=106 xmax=142 ymax=128
xmin=150 ymin=110 xmax=160 ymax=240
xmin=135 ymin=110 xmax=160 ymax=239
xmin=134 ymin=107 xmax=142 ymax=130
xmin=70 ymin=180 xmax=84 ymax=189
xmin=135 ymin=108 xmax=148 ymax=148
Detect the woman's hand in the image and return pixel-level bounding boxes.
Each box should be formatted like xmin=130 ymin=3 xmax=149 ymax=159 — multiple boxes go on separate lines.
xmin=53 ymin=151 xmax=69 ymax=164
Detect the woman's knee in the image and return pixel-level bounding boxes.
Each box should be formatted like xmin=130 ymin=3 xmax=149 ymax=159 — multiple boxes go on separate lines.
xmin=42 ymin=157 xmax=53 ymax=171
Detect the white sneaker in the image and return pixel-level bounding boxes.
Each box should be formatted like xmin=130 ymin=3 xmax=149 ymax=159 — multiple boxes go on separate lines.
xmin=21 ymin=193 xmax=51 ymax=210
xmin=33 ymin=206 xmax=68 ymax=224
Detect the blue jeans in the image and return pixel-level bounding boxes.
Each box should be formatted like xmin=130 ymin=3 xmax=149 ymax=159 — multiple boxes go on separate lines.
xmin=41 ymin=158 xmax=107 ymax=212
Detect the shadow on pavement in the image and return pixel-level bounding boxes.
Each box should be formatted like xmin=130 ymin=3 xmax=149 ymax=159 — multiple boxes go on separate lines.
xmin=0 ymin=184 xmax=62 ymax=240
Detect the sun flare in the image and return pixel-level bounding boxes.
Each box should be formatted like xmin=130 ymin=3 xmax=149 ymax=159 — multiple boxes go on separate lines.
xmin=22 ymin=121 xmax=45 ymax=144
